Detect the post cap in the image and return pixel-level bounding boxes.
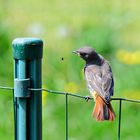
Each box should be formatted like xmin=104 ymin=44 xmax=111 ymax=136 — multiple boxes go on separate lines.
xmin=12 ymin=37 xmax=43 ymax=60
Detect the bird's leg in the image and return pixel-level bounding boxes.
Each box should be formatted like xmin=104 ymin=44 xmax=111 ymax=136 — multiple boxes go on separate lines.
xmin=85 ymin=96 xmax=92 ymax=102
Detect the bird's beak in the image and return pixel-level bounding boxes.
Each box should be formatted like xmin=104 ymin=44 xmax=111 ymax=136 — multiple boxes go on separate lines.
xmin=72 ymin=50 xmax=77 ymax=54
xmin=72 ymin=51 xmax=80 ymax=56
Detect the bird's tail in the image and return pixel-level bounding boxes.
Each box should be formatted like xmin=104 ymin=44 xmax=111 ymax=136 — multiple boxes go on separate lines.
xmin=93 ymin=95 xmax=115 ymax=121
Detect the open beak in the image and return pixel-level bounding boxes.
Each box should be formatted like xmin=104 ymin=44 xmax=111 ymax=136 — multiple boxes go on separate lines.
xmin=72 ymin=51 xmax=80 ymax=56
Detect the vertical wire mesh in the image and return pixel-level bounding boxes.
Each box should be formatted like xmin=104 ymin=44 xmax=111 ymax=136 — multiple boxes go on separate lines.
xmin=65 ymin=93 xmax=68 ymax=140
xmin=118 ymin=99 xmax=122 ymax=140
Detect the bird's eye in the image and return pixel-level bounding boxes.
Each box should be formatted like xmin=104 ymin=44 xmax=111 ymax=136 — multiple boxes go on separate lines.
xmin=81 ymin=53 xmax=86 ymax=56
xmin=82 ymin=53 xmax=89 ymax=57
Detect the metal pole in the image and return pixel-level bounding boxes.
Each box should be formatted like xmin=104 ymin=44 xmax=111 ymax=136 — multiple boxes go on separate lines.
xmin=18 ymin=60 xmax=27 ymax=140
xmin=12 ymin=38 xmax=43 ymax=140
xmin=29 ymin=59 xmax=42 ymax=140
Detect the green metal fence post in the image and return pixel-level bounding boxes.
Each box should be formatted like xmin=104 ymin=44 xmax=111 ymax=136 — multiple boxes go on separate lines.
xmin=12 ymin=38 xmax=43 ymax=140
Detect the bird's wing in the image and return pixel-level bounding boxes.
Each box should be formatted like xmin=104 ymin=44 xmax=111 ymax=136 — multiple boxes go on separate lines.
xmin=84 ymin=62 xmax=114 ymax=103
xmin=84 ymin=65 xmax=105 ymax=99
xmin=101 ymin=61 xmax=114 ymax=101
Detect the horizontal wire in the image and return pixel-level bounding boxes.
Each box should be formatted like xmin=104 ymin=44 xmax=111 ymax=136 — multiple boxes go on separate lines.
xmin=29 ymin=88 xmax=140 ymax=103
xmin=0 ymin=86 xmax=140 ymax=103
xmin=29 ymin=88 xmax=87 ymax=100
xmin=0 ymin=86 xmax=14 ymax=90
xmin=111 ymin=97 xmax=140 ymax=103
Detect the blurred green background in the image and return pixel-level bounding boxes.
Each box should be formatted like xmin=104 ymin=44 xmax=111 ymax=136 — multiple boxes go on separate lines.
xmin=0 ymin=0 xmax=140 ymax=139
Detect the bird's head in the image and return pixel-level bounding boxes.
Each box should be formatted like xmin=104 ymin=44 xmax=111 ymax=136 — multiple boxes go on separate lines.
xmin=73 ymin=46 xmax=99 ymax=63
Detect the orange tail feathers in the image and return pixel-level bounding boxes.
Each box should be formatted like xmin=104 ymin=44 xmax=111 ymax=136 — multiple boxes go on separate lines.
xmin=93 ymin=95 xmax=115 ymax=121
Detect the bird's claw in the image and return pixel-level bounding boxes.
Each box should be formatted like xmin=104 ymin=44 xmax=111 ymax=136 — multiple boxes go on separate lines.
xmin=85 ymin=96 xmax=92 ymax=102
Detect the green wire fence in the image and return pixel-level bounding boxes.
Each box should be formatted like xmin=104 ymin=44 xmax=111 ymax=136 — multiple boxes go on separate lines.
xmin=0 ymin=86 xmax=140 ymax=140
xmin=0 ymin=37 xmax=140 ymax=140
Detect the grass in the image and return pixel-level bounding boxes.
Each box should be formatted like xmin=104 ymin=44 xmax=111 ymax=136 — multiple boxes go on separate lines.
xmin=0 ymin=0 xmax=140 ymax=139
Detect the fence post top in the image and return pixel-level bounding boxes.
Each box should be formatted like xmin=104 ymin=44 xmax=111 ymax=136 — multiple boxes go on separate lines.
xmin=12 ymin=37 xmax=43 ymax=60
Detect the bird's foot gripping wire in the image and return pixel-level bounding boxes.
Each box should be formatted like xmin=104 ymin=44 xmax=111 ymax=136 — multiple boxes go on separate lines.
xmin=85 ymin=96 xmax=92 ymax=102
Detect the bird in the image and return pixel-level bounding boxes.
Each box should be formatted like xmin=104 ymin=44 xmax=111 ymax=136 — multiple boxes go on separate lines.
xmin=73 ymin=46 xmax=115 ymax=121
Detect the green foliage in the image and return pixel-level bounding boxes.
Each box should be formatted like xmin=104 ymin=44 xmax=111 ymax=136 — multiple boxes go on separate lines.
xmin=0 ymin=24 xmax=11 ymax=56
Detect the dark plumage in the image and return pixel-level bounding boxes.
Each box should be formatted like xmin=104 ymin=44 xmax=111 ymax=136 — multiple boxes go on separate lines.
xmin=73 ymin=46 xmax=115 ymax=121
